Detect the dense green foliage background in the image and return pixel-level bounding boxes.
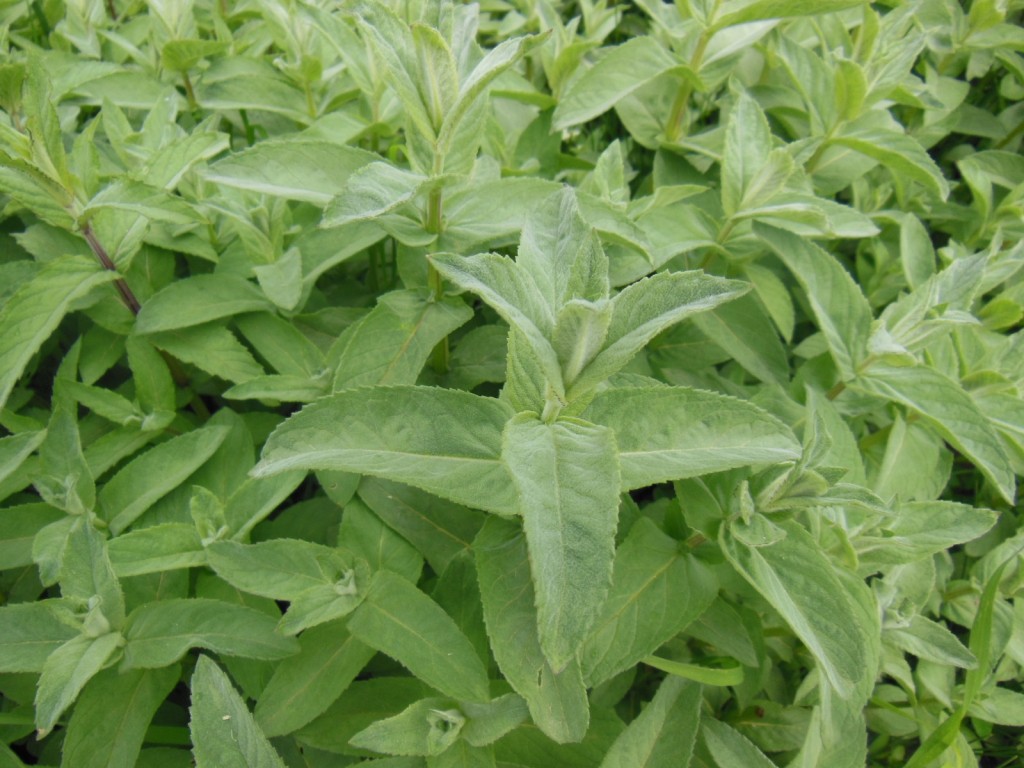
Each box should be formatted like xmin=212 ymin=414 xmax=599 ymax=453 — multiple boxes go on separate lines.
xmin=0 ymin=0 xmax=1023 ymax=766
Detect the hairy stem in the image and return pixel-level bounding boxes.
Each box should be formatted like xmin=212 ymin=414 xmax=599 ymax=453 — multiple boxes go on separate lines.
xmin=80 ymin=223 xmax=141 ymax=315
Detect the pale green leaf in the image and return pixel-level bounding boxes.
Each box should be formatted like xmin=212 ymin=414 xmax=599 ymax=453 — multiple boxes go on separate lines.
xmin=0 ymin=256 xmax=117 ymax=413
xmin=122 ymin=599 xmax=299 ymax=669
xmin=108 ymin=523 xmax=206 ymax=577
xmin=35 ymin=633 xmax=123 ymax=737
xmin=0 ymin=430 xmax=46 ymax=490
xmin=321 ymin=162 xmax=426 ymax=228
xmin=332 ymin=291 xmax=472 ymax=390
xmin=502 ymin=415 xmax=620 ymax=672
xmin=701 ymin=719 xmax=776 ymax=768
xmin=853 ymin=364 xmax=1016 ymax=504
xmin=203 ymin=139 xmax=377 ymax=204
xmin=347 ymin=571 xmax=491 ymax=703
xmin=721 ymin=90 xmax=775 ymax=217
xmin=98 ymin=425 xmax=230 ymax=534
xmin=147 ymin=324 xmax=266 ymax=384
xmin=581 ymin=519 xmax=718 ymax=686
xmin=255 ymin=619 xmax=375 ymax=738
xmin=691 ymin=293 xmax=789 ymax=383
xmin=516 ymin=188 xmax=610 ymax=313
xmin=429 ymin=252 xmax=562 ymax=388
xmin=253 ymin=386 xmax=517 ymax=516
xmin=358 ymin=477 xmax=485 ymax=576
xmin=583 ymin=387 xmax=800 ymax=490
xmin=61 ymin=665 xmax=178 ymax=768
xmin=833 ymin=125 xmax=949 ymax=199
xmin=598 ymin=677 xmax=700 ymax=768
xmin=722 ymin=519 xmax=868 ymax=698
xmin=755 ymin=223 xmax=873 ymax=380
xmin=571 ymin=271 xmax=748 ymax=396
xmin=887 ymin=615 xmax=977 ymax=668
xmin=553 ymin=38 xmax=697 ymax=130
xmin=474 ymin=518 xmax=590 ymax=744
xmin=136 ymin=275 xmax=272 ymax=334
xmin=189 ymin=655 xmax=287 ymax=768
xmin=713 ymin=0 xmax=866 ymax=30
xmin=437 ymin=33 xmax=547 ymax=159
xmin=0 ymin=601 xmax=79 ymax=672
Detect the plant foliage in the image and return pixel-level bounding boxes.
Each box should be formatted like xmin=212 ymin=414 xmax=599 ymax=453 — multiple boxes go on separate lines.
xmin=0 ymin=0 xmax=1022 ymax=766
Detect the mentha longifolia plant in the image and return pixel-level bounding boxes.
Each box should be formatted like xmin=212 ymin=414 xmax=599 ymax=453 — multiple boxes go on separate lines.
xmin=0 ymin=0 xmax=1022 ymax=767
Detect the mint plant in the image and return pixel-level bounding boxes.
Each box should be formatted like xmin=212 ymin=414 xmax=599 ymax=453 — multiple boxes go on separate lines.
xmin=0 ymin=1 xmax=1023 ymax=767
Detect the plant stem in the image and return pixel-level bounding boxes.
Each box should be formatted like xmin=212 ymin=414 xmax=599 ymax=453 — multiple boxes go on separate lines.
xmin=181 ymin=71 xmax=199 ymax=113
xmin=105 ymin=0 xmax=117 ymax=20
xmin=80 ymin=223 xmax=141 ymax=315
xmin=425 ymin=187 xmax=450 ymax=372
xmin=664 ymin=15 xmax=714 ymax=143
xmin=426 ymin=186 xmax=443 ymax=236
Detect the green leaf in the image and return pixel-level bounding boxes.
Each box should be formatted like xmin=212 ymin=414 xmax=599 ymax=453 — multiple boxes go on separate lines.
xmin=516 ymin=188 xmax=610 ymax=313
xmin=642 ymin=656 xmax=744 ymax=686
xmin=581 ymin=519 xmax=718 ymax=686
xmin=349 ymin=697 xmax=463 ymax=757
xmin=98 ymin=425 xmax=230 ymax=534
xmin=234 ymin=313 xmax=325 ymax=379
xmin=437 ymin=32 xmax=547 ymax=160
xmin=552 ymin=38 xmax=697 ymax=131
xmin=253 ymin=386 xmax=517 ymax=516
xmin=24 ymin=52 xmax=70 ymax=187
xmin=161 ymin=39 xmax=228 ymax=72
xmin=207 ymin=539 xmax=369 ymax=634
xmin=333 ymin=290 xmax=473 ymax=390
xmin=321 ymin=162 xmax=427 ymax=228
xmin=206 ymin=539 xmax=362 ymax=601
xmin=122 ymin=599 xmax=299 ymax=669
xmin=886 ymin=615 xmax=977 ymax=668
xmin=583 ymin=387 xmax=801 ymax=490
xmin=255 ymin=620 xmax=375 ymax=738
xmin=691 ymin=294 xmax=790 ymax=384
xmin=108 ymin=523 xmax=205 ymax=577
xmin=701 ymin=719 xmax=776 ymax=768
xmin=189 ymin=655 xmax=287 ymax=768
xmin=358 ymin=477 xmax=485 ymax=576
xmin=502 ymin=415 xmax=620 ymax=672
xmin=203 ymin=139 xmax=377 ymax=205
xmin=347 ymin=571 xmax=491 ymax=703
xmin=474 ymin=518 xmax=590 ymax=744
xmin=35 ymin=406 xmax=94 ymax=516
xmin=254 ymin=247 xmax=303 ymax=312
xmin=61 ymin=665 xmax=178 ymax=768
xmin=429 ymin=252 xmax=562 ymax=389
xmin=0 ymin=430 xmax=46 ymax=490
xmin=755 ymin=223 xmax=873 ymax=380
xmin=0 ymin=503 xmax=64 ymax=569
xmin=0 ymin=256 xmax=117 ymax=413
xmin=35 ymin=632 xmax=124 ymax=737
xmin=136 ymin=276 xmax=272 ymax=334
xmin=712 ymin=0 xmax=866 ymax=30
xmin=125 ymin=335 xmax=176 ymax=421
xmin=339 ymin=497 xmax=425 ymax=584
xmin=0 ymin=601 xmax=79 ymax=672
xmin=721 ymin=519 xmax=868 ymax=698
xmin=857 ymin=501 xmax=997 ymax=566
xmin=832 ymin=124 xmax=950 ymax=199
xmin=853 ymin=364 xmax=1016 ymax=504
xmin=598 ymin=677 xmax=701 ymax=768
xmin=721 ymin=90 xmax=775 ymax=217
xmin=147 ymin=325 xmax=266 ymax=384
xmin=570 ymin=271 xmax=748 ymax=396
xmin=0 ymin=151 xmax=76 ymax=227
xmin=59 ymin=519 xmax=125 ymax=630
